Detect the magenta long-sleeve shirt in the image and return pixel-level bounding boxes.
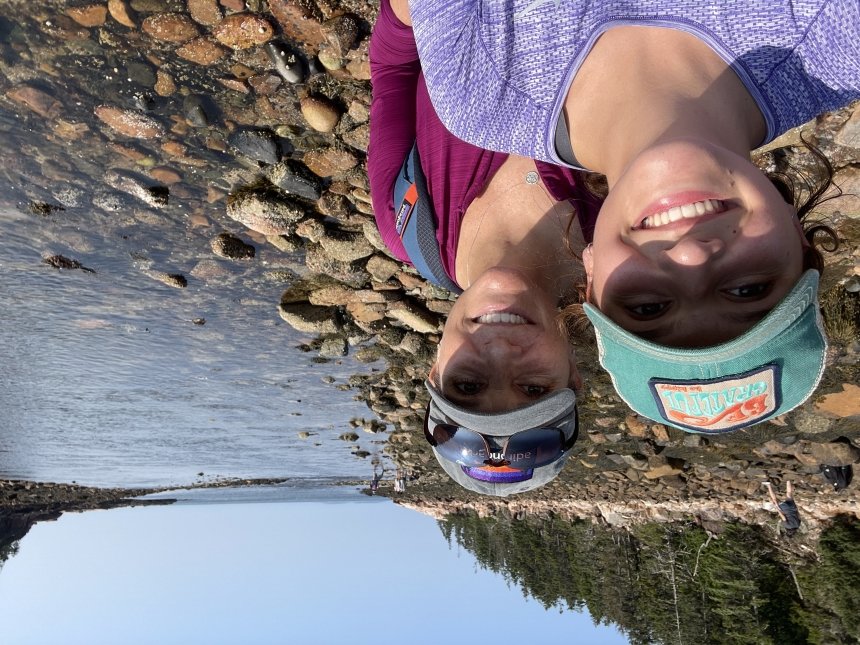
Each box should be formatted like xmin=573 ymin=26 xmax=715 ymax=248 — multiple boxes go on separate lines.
xmin=367 ymin=0 xmax=600 ymax=288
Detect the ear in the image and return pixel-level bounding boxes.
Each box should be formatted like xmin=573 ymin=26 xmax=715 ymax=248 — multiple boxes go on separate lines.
xmin=428 ymin=362 xmax=440 ymax=388
xmin=791 ymin=211 xmax=811 ymax=249
xmin=567 ymin=349 xmax=583 ymax=392
xmin=582 ymin=244 xmax=594 ymax=299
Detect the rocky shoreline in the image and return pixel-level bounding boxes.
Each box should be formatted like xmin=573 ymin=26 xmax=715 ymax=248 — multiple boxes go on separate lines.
xmin=0 ymin=1 xmax=857 ymax=531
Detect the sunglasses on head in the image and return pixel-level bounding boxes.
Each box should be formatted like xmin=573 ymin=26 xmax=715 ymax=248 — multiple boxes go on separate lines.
xmin=423 ymin=408 xmax=578 ymax=471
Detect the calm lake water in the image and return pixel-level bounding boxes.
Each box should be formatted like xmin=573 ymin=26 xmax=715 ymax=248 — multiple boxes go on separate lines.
xmin=0 ymin=205 xmax=384 ymax=487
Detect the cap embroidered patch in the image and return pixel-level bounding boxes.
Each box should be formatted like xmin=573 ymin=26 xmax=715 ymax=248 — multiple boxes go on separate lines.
xmin=649 ymin=365 xmax=781 ymax=433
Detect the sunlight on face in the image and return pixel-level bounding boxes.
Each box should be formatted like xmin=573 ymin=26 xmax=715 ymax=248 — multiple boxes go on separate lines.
xmin=585 ymin=140 xmax=807 ymax=347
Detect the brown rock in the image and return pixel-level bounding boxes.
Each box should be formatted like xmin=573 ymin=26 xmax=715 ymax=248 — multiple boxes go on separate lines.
xmin=226 ymin=188 xmax=306 ymax=235
xmin=300 ymin=96 xmax=341 ymax=133
xmin=248 ymin=74 xmax=282 ymax=96
xmin=277 ymin=303 xmax=340 ymax=334
xmin=304 ymin=147 xmax=358 ymax=177
xmin=231 ymin=63 xmax=256 ymax=79
xmin=345 ymin=46 xmax=371 ymax=80
xmin=342 ymin=124 xmax=369 ymax=153
xmin=316 ymin=193 xmax=350 ymax=219
xmin=835 ymin=104 xmax=860 ymax=149
xmin=348 ymin=100 xmax=369 ymax=123
xmin=650 ymin=424 xmax=670 ymax=442
xmin=218 ymin=78 xmax=250 ymax=94
xmin=807 ymin=441 xmax=860 ymax=467
xmin=366 ymin=255 xmax=399 ymax=283
xmin=54 ymin=119 xmax=90 ymax=140
xmin=268 ymin=0 xmax=325 ymax=48
xmin=387 ymin=301 xmax=440 ymax=334
xmin=644 ymin=464 xmax=683 ymax=479
xmin=149 ymin=167 xmax=182 ymax=185
xmin=161 ymin=141 xmax=188 ymax=157
xmin=142 ymin=13 xmax=200 ymax=43
xmin=815 ymin=383 xmax=860 ymax=418
xmin=322 ymin=14 xmax=359 ymax=57
xmin=177 ymin=37 xmax=229 ymax=65
xmin=95 ymin=105 xmax=164 ymax=139
xmin=108 ymin=0 xmax=136 ymax=28
xmin=67 ymin=4 xmax=108 ymax=27
xmin=7 ymin=86 xmax=62 ymax=119
xmin=187 ymin=0 xmax=222 ymax=26
xmin=347 ymin=301 xmax=387 ymax=324
xmin=295 ymin=218 xmax=326 ymax=243
xmin=110 ymin=142 xmax=147 ymax=161
xmin=154 ymin=69 xmax=176 ymax=96
xmin=624 ymin=414 xmax=648 ymax=438
xmin=150 ymin=271 xmax=188 ymax=288
xmin=213 ymin=14 xmax=274 ymax=49
xmin=219 ymin=0 xmax=244 ymax=11
xmin=319 ymin=230 xmax=374 ymax=262
xmin=317 ymin=45 xmax=343 ymax=71
xmin=211 ymin=232 xmax=255 ymax=260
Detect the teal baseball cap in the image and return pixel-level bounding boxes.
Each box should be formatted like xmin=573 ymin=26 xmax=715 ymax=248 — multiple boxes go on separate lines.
xmin=584 ymin=269 xmax=827 ymax=434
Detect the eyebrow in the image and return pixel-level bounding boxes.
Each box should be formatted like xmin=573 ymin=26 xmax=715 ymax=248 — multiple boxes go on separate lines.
xmin=728 ymin=307 xmax=773 ymax=324
xmin=635 ymin=306 xmax=774 ymax=344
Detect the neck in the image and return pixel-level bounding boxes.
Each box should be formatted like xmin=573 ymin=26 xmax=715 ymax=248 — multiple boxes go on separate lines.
xmin=454 ymin=156 xmax=585 ymax=303
xmin=565 ymin=26 xmax=766 ymax=184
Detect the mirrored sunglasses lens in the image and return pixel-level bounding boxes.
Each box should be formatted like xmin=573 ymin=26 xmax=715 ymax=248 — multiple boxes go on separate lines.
xmin=506 ymin=428 xmax=564 ymax=468
xmin=432 ymin=425 xmax=488 ymax=466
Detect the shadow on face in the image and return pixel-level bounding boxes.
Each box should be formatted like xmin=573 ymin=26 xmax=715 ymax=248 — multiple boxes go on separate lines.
xmin=584 ymin=144 xmax=807 ymax=348
xmin=429 ymin=268 xmax=582 ymax=412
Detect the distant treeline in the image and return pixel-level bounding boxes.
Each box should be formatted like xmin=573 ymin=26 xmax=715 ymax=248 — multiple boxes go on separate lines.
xmin=438 ymin=512 xmax=860 ymax=644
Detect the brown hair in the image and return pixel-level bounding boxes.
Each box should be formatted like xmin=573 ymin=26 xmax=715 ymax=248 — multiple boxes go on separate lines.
xmin=761 ymin=137 xmax=841 ymax=272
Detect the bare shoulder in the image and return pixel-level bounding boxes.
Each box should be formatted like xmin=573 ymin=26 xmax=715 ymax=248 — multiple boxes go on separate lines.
xmin=391 ymin=0 xmax=412 ymax=26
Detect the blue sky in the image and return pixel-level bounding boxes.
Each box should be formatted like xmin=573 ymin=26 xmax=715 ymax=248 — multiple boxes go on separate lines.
xmin=0 ymin=493 xmax=628 ymax=645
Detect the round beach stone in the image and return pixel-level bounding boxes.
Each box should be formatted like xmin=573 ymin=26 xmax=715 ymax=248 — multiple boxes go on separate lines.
xmin=142 ymin=13 xmax=199 ymax=42
xmin=177 ymin=37 xmax=228 ymax=65
xmin=66 ymin=4 xmax=108 ymax=27
xmin=213 ymin=13 xmax=274 ymax=49
xmin=94 ymin=105 xmax=164 ymax=139
xmin=108 ymin=0 xmax=136 ymax=28
xmin=228 ymin=129 xmax=280 ymax=164
xmin=266 ymin=160 xmax=321 ymax=200
xmin=210 ymin=232 xmax=255 ymax=260
xmin=322 ymin=14 xmax=360 ymax=57
xmin=303 ymin=147 xmax=357 ymax=177
xmin=226 ymin=188 xmax=305 ymax=235
xmin=300 ymin=96 xmax=341 ymax=133
xmin=265 ymin=41 xmax=306 ymax=84
xmin=187 ymin=0 xmax=222 ymax=27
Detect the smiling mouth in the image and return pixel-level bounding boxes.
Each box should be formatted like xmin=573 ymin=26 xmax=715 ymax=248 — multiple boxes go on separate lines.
xmin=472 ymin=312 xmax=530 ymax=324
xmin=636 ymin=199 xmax=729 ymax=230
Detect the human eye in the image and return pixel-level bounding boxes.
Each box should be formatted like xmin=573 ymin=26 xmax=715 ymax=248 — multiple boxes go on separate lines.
xmin=625 ymin=301 xmax=670 ymax=319
xmin=454 ymin=380 xmax=484 ymax=395
xmin=521 ymin=384 xmax=549 ymax=397
xmin=723 ymin=283 xmax=772 ymax=299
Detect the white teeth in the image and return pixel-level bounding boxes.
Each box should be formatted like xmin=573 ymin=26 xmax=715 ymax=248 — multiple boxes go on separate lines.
xmin=475 ymin=312 xmax=528 ymax=324
xmin=640 ymin=199 xmax=723 ymax=229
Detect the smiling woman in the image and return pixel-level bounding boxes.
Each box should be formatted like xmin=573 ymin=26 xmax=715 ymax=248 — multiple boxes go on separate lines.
xmin=368 ymin=0 xmax=601 ymax=495
xmin=409 ymin=0 xmax=859 ymax=434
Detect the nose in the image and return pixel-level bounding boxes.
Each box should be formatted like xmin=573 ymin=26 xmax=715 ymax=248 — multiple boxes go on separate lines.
xmin=660 ymin=236 xmax=726 ymax=267
xmin=479 ymin=334 xmax=525 ymax=357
